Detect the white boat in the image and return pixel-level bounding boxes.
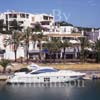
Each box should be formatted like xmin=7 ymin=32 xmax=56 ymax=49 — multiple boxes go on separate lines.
xmin=7 ymin=63 xmax=86 ymax=84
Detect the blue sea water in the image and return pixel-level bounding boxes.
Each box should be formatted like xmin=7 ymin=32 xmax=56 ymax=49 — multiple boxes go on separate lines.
xmin=0 ymin=80 xmax=100 ymax=100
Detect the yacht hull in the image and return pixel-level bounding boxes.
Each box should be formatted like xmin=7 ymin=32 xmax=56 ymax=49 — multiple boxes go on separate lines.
xmin=7 ymin=75 xmax=83 ymax=84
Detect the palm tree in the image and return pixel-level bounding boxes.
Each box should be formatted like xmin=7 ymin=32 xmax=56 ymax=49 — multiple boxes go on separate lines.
xmin=37 ymin=33 xmax=44 ymax=60
xmin=61 ymin=40 xmax=70 ymax=60
xmin=4 ymin=31 xmax=22 ymax=62
xmin=31 ymin=34 xmax=38 ymax=49
xmin=95 ymin=40 xmax=100 ymax=63
xmin=43 ymin=37 xmax=62 ymax=62
xmin=22 ymin=27 xmax=32 ymax=63
xmin=32 ymin=22 xmax=44 ymax=61
xmin=3 ymin=19 xmax=22 ymax=62
xmin=0 ymin=59 xmax=11 ymax=73
xmin=12 ymin=31 xmax=22 ymax=62
xmin=79 ymin=37 xmax=90 ymax=63
xmin=33 ymin=22 xmax=42 ymax=32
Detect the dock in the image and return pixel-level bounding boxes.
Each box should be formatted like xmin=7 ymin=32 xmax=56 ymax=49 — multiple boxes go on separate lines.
xmin=83 ymin=73 xmax=100 ymax=80
xmin=0 ymin=75 xmax=9 ymax=81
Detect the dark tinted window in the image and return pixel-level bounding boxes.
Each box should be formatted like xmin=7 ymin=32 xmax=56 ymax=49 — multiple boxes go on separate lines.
xmin=15 ymin=68 xmax=30 ymax=73
xmin=31 ymin=68 xmax=58 ymax=74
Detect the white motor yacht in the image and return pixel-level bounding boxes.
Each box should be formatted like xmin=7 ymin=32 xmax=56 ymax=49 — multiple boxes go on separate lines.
xmin=7 ymin=63 xmax=85 ymax=84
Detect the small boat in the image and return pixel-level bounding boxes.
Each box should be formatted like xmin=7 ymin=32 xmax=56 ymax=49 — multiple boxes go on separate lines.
xmin=6 ymin=63 xmax=86 ymax=84
xmin=83 ymin=75 xmax=92 ymax=80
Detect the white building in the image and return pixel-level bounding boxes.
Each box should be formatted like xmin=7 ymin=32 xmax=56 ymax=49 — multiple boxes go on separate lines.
xmin=52 ymin=26 xmax=74 ymax=34
xmin=33 ymin=14 xmax=54 ymax=30
xmin=0 ymin=10 xmax=77 ymax=35
xmin=0 ymin=10 xmax=34 ymax=30
xmin=0 ymin=11 xmax=54 ymax=32
xmin=0 ymin=34 xmax=41 ymax=60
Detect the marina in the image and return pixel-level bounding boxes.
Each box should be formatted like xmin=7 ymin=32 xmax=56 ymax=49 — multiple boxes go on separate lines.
xmin=0 ymin=0 xmax=100 ymax=100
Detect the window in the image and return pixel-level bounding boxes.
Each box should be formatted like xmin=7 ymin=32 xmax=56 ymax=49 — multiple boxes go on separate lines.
xmin=70 ymin=76 xmax=77 ymax=78
xmin=49 ymin=17 xmax=53 ymax=20
xmin=37 ymin=69 xmax=58 ymax=72
xmin=31 ymin=72 xmax=40 ymax=74
xmin=18 ymin=21 xmax=24 ymax=24
xmin=26 ymin=14 xmax=29 ymax=18
xmin=43 ymin=16 xmax=49 ymax=20
xmin=6 ymin=14 xmax=8 ymax=19
xmin=44 ymin=78 xmax=50 ymax=82
xmin=9 ymin=21 xmax=13 ymax=26
xmin=20 ymin=13 xmax=25 ymax=18
xmin=9 ymin=14 xmax=17 ymax=18
xmin=64 ymin=28 xmax=66 ymax=32
xmin=41 ymin=22 xmax=49 ymax=25
xmin=31 ymin=68 xmax=58 ymax=74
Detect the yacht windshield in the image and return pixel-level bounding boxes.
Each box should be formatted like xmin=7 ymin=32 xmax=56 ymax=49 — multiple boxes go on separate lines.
xmin=31 ymin=68 xmax=58 ymax=74
xmin=15 ymin=68 xmax=30 ymax=73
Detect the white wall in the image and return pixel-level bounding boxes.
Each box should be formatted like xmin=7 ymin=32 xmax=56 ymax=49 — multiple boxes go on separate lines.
xmin=4 ymin=46 xmax=25 ymax=60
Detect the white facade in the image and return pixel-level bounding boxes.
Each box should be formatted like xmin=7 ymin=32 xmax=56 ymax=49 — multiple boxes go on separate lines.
xmin=31 ymin=14 xmax=54 ymax=32
xmin=4 ymin=46 xmax=25 ymax=60
xmin=0 ymin=11 xmax=76 ymax=34
xmin=0 ymin=11 xmax=54 ymax=31
xmin=54 ymin=26 xmax=74 ymax=34
xmin=0 ymin=34 xmax=40 ymax=60
xmin=0 ymin=34 xmax=5 ymax=49
xmin=0 ymin=34 xmax=25 ymax=60
xmin=0 ymin=11 xmax=80 ymax=60
xmin=0 ymin=10 xmax=34 ymax=30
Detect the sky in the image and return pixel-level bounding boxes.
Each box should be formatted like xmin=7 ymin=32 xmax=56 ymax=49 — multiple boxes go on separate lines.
xmin=0 ymin=0 xmax=100 ymax=28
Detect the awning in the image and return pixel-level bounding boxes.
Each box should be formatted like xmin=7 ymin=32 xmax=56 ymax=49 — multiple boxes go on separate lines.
xmin=29 ymin=50 xmax=40 ymax=54
xmin=69 ymin=40 xmax=80 ymax=44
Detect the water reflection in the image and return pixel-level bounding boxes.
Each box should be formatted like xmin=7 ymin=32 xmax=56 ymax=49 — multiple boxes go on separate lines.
xmin=0 ymin=80 xmax=100 ymax=100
